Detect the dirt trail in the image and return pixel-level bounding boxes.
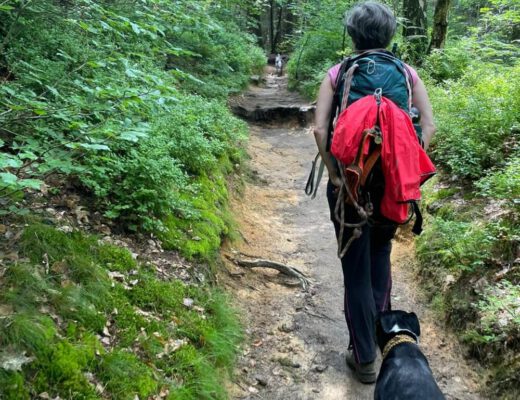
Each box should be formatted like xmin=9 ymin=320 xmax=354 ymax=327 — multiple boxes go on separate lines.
xmin=223 ymin=68 xmax=486 ymax=400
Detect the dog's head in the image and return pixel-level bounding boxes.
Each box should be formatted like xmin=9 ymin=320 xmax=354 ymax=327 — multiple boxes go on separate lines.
xmin=376 ymin=310 xmax=421 ymax=351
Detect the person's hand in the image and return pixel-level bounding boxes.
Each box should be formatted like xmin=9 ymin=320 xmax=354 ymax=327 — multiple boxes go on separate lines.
xmin=330 ymin=174 xmax=342 ymax=188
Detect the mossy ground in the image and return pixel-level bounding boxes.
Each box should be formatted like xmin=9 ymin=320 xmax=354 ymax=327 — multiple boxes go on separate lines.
xmin=160 ymin=161 xmax=241 ymax=261
xmin=0 ymin=223 xmax=242 ymax=399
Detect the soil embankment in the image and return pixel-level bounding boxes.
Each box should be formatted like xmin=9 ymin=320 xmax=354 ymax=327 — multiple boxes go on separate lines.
xmin=223 ymin=67 xmax=485 ymax=400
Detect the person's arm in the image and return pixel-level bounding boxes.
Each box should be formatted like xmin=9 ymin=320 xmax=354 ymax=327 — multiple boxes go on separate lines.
xmin=412 ymin=77 xmax=436 ymax=151
xmin=314 ymin=76 xmax=342 ymax=187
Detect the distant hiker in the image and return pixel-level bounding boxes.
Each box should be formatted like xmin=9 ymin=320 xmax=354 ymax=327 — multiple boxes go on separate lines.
xmin=312 ymin=2 xmax=436 ymax=384
xmin=275 ymin=53 xmax=283 ymax=76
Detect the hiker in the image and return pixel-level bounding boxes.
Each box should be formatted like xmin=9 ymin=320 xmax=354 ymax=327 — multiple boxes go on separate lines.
xmin=275 ymin=53 xmax=283 ymax=76
xmin=312 ymin=2 xmax=436 ymax=384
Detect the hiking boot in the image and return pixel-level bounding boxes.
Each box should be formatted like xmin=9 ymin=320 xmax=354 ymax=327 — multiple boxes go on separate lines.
xmin=345 ymin=351 xmax=377 ymax=384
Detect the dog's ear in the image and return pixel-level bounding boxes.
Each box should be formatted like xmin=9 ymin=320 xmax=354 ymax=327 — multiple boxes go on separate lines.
xmin=378 ymin=311 xmax=421 ymax=338
xmin=379 ymin=311 xmax=399 ymax=335
xmin=404 ymin=312 xmax=421 ymax=338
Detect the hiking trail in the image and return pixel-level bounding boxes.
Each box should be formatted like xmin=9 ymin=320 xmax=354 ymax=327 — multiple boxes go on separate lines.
xmin=223 ymin=67 xmax=486 ymax=400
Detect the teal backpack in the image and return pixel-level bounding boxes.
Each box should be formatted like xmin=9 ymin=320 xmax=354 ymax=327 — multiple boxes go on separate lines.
xmin=326 ymin=50 xmax=420 ymax=152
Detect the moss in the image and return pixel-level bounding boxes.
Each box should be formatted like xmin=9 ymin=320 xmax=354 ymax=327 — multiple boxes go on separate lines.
xmin=0 ymin=372 xmax=30 ymax=400
xmin=33 ymin=338 xmax=100 ymax=398
xmin=200 ymin=291 xmax=243 ymax=370
xmin=0 ymin=313 xmax=57 ymax=355
xmin=1 ymin=223 xmax=243 ymax=398
xmin=161 ymin=172 xmax=234 ymax=260
xmin=97 ymin=351 xmax=158 ymax=399
xmin=96 ymin=244 xmax=137 ymax=272
xmin=167 ymin=345 xmax=227 ymax=400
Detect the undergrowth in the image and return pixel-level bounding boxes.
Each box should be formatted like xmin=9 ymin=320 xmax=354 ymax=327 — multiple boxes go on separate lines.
xmin=0 ymin=223 xmax=243 ymax=399
xmin=0 ymin=0 xmax=263 ymax=259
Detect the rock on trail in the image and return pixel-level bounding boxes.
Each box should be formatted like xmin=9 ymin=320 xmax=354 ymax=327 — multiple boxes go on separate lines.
xmin=222 ymin=67 xmax=485 ymax=400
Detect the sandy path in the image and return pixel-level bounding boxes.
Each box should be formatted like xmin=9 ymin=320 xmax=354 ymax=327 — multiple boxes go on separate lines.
xmin=222 ymin=71 xmax=485 ymax=400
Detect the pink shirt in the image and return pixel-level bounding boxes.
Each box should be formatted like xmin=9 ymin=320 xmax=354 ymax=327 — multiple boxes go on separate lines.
xmin=327 ymin=62 xmax=419 ymax=89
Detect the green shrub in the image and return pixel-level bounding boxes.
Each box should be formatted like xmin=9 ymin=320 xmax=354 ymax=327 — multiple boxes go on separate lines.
xmin=421 ymin=43 xmax=472 ymax=82
xmin=0 ymin=0 xmax=261 ymax=242
xmin=429 ymin=63 xmax=520 ymax=180
xmin=476 ymin=156 xmax=520 ymax=200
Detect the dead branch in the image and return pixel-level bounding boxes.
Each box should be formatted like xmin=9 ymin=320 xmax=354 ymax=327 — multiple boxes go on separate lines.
xmin=226 ymin=254 xmax=311 ymax=290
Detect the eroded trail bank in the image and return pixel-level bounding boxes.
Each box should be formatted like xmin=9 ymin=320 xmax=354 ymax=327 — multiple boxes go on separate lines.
xmin=223 ymin=70 xmax=485 ymax=400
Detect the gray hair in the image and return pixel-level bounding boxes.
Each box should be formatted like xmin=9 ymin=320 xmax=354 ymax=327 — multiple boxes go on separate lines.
xmin=345 ymin=2 xmax=397 ymax=50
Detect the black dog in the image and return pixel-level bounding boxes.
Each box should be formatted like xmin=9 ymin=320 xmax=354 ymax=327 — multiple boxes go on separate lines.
xmin=374 ymin=311 xmax=445 ymax=400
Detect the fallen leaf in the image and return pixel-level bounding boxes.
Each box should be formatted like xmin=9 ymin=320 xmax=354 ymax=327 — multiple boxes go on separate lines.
xmin=57 ymin=225 xmax=73 ymax=233
xmin=193 ymin=306 xmax=205 ymax=313
xmin=0 ymin=351 xmax=35 ymax=371
xmin=51 ymin=261 xmax=68 ymax=274
xmin=108 ymin=271 xmax=125 ymax=281
xmin=95 ymin=383 xmax=105 ymax=394
xmin=0 ymin=304 xmax=14 ymax=317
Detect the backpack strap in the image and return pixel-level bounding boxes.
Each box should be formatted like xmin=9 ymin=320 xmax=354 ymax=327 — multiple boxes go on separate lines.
xmin=411 ymin=202 xmax=423 ymax=235
xmin=326 ymin=57 xmax=351 ymax=152
xmin=304 ymin=152 xmax=325 ymax=199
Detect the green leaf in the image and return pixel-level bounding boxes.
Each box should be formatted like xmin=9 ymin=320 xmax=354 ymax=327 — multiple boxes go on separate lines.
xmin=18 ymin=151 xmax=38 ymax=161
xmin=45 ymin=85 xmax=60 ymax=97
xmin=104 ymin=210 xmax=120 ymax=219
xmin=0 ymin=154 xmax=23 ymax=169
xmin=0 ymin=172 xmax=18 ymax=186
xmin=119 ymin=130 xmax=148 ymax=142
xmin=79 ymin=143 xmax=111 ymax=151
xmin=130 ymin=22 xmax=141 ymax=34
xmin=8 ymin=205 xmax=30 ymax=216
xmin=19 ymin=179 xmax=43 ymax=190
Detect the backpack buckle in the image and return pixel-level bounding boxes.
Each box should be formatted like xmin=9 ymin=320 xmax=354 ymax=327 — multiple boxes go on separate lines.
xmin=374 ymin=88 xmax=383 ymax=105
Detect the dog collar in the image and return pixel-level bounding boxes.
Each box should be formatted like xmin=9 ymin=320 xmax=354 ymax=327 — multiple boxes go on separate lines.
xmin=382 ymin=334 xmax=417 ymax=359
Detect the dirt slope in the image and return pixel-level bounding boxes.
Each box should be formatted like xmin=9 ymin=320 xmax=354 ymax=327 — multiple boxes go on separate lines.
xmin=222 ymin=69 xmax=486 ymax=400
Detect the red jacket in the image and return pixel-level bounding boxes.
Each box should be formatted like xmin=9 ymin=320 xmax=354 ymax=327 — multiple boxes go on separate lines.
xmin=331 ymin=95 xmax=436 ymax=223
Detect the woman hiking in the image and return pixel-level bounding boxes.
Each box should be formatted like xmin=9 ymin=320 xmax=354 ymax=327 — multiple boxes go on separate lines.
xmin=313 ymin=1 xmax=436 ymax=384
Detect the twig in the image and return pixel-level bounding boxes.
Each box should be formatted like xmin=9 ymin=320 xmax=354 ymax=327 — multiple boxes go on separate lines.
xmin=303 ymin=309 xmax=341 ymax=324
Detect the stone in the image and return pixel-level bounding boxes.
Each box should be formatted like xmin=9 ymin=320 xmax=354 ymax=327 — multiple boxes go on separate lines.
xmin=254 ymin=375 xmax=268 ymax=386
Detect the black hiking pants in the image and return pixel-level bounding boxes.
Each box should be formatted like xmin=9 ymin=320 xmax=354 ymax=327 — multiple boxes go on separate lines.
xmin=326 ymin=180 xmax=397 ymax=365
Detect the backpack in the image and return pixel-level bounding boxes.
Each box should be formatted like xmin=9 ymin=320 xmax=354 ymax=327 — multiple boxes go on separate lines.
xmin=327 ymin=50 xmax=435 ymax=257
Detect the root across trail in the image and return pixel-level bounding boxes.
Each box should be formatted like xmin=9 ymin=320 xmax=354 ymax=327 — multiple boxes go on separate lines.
xmin=226 ymin=254 xmax=312 ymax=290
xmin=223 ymin=67 xmax=485 ymax=400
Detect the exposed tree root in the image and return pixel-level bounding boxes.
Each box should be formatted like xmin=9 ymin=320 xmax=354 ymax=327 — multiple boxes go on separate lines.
xmin=226 ymin=254 xmax=311 ymax=290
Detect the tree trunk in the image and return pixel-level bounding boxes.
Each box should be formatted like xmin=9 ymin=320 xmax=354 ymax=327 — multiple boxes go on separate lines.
xmin=402 ymin=0 xmax=428 ymax=62
xmin=269 ymin=0 xmax=275 ymax=53
xmin=428 ymin=0 xmax=451 ymax=52
xmin=272 ymin=2 xmax=284 ymax=53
